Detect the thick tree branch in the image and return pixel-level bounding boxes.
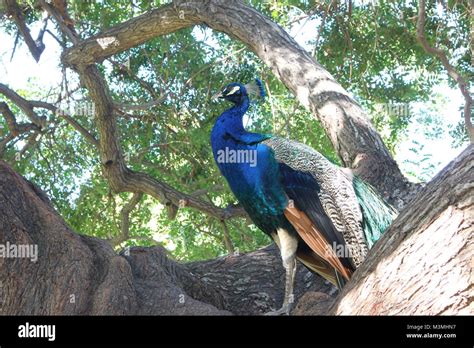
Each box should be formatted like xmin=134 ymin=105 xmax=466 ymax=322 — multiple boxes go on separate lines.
xmin=416 ymin=0 xmax=474 ymax=144
xmin=0 ymin=159 xmax=333 ymax=315
xmin=4 ymin=0 xmax=46 ymax=62
xmin=71 ymin=63 xmax=246 ymax=221
xmin=325 ymin=145 xmax=474 ymax=315
xmin=0 ymin=83 xmax=47 ymax=128
xmin=61 ymin=0 xmax=415 ymax=208
xmin=61 ymin=3 xmax=195 ymax=66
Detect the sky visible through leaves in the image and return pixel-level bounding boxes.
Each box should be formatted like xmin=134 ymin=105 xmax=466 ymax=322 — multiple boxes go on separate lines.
xmin=0 ymin=0 xmax=470 ymax=261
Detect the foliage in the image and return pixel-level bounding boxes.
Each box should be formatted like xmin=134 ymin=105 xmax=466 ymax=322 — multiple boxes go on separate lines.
xmin=0 ymin=0 xmax=471 ymax=260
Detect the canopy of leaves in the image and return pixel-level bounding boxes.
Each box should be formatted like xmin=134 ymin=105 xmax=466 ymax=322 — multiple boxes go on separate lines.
xmin=0 ymin=0 xmax=471 ymax=261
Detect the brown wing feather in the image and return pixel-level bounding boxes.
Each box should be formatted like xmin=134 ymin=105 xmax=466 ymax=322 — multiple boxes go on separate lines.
xmin=296 ymin=250 xmax=338 ymax=286
xmin=284 ymin=206 xmax=352 ymax=281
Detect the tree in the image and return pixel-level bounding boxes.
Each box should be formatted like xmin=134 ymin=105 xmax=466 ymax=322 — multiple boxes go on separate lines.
xmin=0 ymin=0 xmax=471 ymax=315
xmin=0 ymin=145 xmax=471 ymax=315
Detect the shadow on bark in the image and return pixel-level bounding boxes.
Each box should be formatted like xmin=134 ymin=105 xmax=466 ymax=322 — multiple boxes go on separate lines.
xmin=0 ymin=160 xmax=335 ymax=315
xmin=0 ymin=146 xmax=471 ymax=315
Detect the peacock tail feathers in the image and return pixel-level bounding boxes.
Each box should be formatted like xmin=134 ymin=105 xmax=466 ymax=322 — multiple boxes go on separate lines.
xmin=211 ymin=79 xmax=398 ymax=290
xmin=263 ymin=136 xmax=397 ymax=267
xmin=352 ymin=175 xmax=398 ymax=248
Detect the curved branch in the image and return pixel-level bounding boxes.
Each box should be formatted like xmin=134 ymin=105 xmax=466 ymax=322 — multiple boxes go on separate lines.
xmin=0 ymin=102 xmax=39 ymax=156
xmin=61 ymin=3 xmax=196 ymax=66
xmin=4 ymin=0 xmax=46 ymax=62
xmin=0 ymin=84 xmax=99 ymax=147
xmin=416 ymin=0 xmax=473 ymax=144
xmin=0 ymin=102 xmax=39 ymax=136
xmin=62 ymin=0 xmax=414 ymax=208
xmin=77 ymin=64 xmax=245 ymax=220
xmin=109 ymin=192 xmax=143 ymax=246
xmin=0 ymin=83 xmax=47 ymax=127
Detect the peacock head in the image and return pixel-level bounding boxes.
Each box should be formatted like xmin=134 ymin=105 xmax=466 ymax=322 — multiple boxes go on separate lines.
xmin=213 ymin=79 xmax=265 ymax=105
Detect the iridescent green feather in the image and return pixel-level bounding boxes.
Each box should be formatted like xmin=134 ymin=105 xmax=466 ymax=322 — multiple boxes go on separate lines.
xmin=352 ymin=176 xmax=398 ymax=248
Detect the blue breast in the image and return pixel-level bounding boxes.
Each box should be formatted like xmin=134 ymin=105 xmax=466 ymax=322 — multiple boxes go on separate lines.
xmin=211 ymin=99 xmax=288 ymax=233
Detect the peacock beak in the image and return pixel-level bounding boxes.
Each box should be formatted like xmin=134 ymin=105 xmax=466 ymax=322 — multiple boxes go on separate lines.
xmin=211 ymin=91 xmax=224 ymax=100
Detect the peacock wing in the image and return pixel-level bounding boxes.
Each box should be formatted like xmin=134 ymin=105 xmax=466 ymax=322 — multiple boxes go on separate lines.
xmin=263 ymin=136 xmax=369 ymax=267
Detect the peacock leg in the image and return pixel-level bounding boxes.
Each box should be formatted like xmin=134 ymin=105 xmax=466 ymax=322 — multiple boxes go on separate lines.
xmin=264 ymin=228 xmax=298 ymax=316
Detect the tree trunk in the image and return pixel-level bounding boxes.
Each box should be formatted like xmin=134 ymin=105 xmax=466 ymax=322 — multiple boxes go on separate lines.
xmin=0 ymin=160 xmax=334 ymax=315
xmin=0 ymin=146 xmax=472 ymax=315
xmin=298 ymin=145 xmax=474 ymax=315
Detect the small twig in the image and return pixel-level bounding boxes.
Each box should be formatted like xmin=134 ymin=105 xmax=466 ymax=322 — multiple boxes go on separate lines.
xmin=45 ymin=29 xmax=66 ymax=47
xmin=58 ymin=112 xmax=99 ymax=147
xmin=113 ymin=97 xmax=166 ymax=112
xmin=36 ymin=12 xmax=50 ymax=44
xmin=312 ymin=1 xmax=333 ymax=58
xmin=286 ymin=3 xmax=320 ymax=26
xmin=184 ymin=47 xmax=246 ymax=89
xmin=220 ymin=220 xmax=235 ymax=254
xmin=264 ymin=78 xmax=277 ymax=133
xmin=416 ymin=0 xmax=473 ymax=143
xmin=10 ymin=31 xmax=20 ymax=62
xmin=109 ymin=58 xmax=161 ymax=99
xmin=38 ymin=0 xmax=78 ymax=44
xmin=109 ymin=192 xmax=144 ymax=246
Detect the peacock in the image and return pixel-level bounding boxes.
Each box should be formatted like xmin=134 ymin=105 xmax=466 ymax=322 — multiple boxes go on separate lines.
xmin=210 ymin=79 xmax=398 ymax=315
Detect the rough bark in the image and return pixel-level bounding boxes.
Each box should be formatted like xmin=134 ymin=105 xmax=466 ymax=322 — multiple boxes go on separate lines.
xmin=1 ymin=146 xmax=471 ymax=315
xmin=61 ymin=0 xmax=416 ymax=208
xmin=0 ymin=160 xmax=335 ymax=315
xmin=299 ymin=145 xmax=474 ymax=315
xmin=1 ymin=0 xmax=470 ymax=316
xmin=187 ymin=245 xmax=336 ymax=315
xmin=4 ymin=0 xmax=46 ymax=62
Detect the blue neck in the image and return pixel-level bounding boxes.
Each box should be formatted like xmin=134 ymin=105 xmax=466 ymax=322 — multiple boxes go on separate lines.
xmin=219 ymin=95 xmax=250 ymax=129
xmin=210 ymin=93 xmax=287 ymax=232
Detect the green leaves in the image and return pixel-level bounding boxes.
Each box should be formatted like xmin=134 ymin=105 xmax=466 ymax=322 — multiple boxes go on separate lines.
xmin=1 ymin=0 xmax=470 ymax=261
